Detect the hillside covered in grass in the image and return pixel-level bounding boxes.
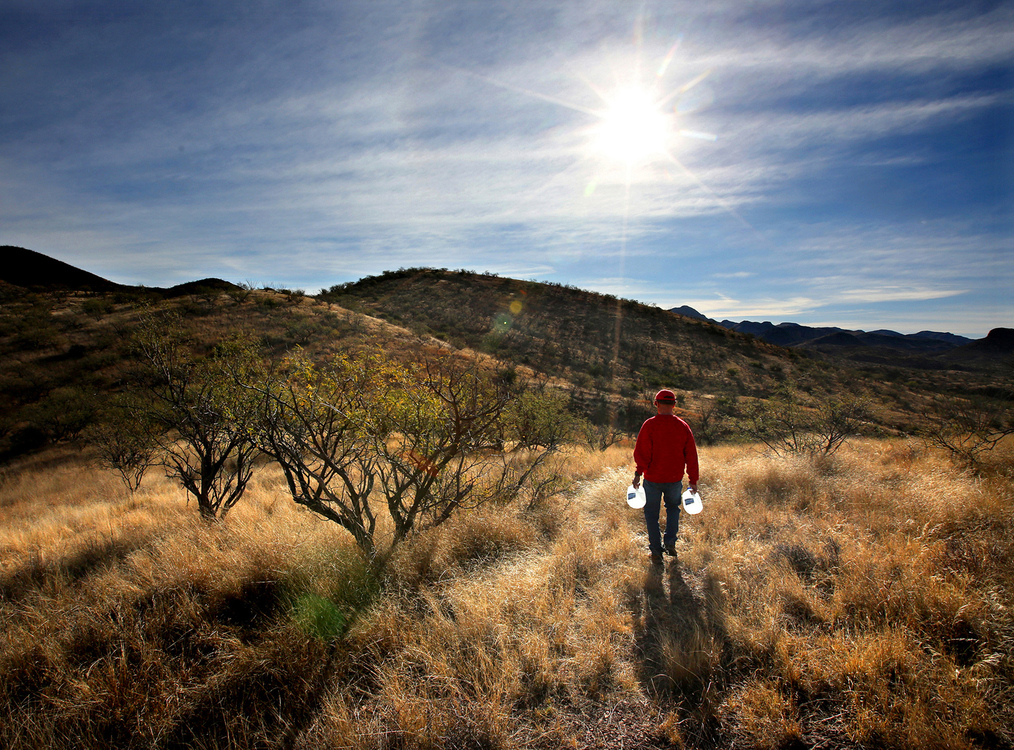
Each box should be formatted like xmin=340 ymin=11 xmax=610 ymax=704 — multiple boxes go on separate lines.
xmin=1 ymin=439 xmax=1011 ymax=749
xmin=323 ymin=268 xmax=1005 ymax=437
xmin=1 ymin=253 xmax=1012 ymax=748
xmin=322 ymin=268 xmax=817 ymax=395
xmin=1 ymin=262 xmax=1009 ymax=463
xmin=0 ymin=282 xmax=431 ymax=461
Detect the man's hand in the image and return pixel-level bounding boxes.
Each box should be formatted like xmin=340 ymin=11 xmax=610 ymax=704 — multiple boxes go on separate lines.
xmin=632 ymin=472 xmax=641 ymax=489
xmin=689 ymin=483 xmax=698 ymax=493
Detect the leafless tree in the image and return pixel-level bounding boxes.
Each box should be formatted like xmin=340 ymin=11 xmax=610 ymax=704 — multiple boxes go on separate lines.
xmin=924 ymin=391 xmax=1013 ymax=470
xmin=134 ymin=312 xmax=261 ymax=520
xmin=746 ymin=389 xmax=869 ymax=458
xmin=694 ymin=396 xmax=737 ymax=446
xmin=253 ymin=351 xmax=573 ymax=563
xmin=87 ymin=394 xmax=158 ymax=494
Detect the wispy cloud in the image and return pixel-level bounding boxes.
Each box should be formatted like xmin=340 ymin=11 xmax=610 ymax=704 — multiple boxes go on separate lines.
xmin=0 ymin=0 xmax=1009 ymax=333
xmin=685 ymin=295 xmax=821 ymax=322
xmin=835 ymin=286 xmax=968 ymax=303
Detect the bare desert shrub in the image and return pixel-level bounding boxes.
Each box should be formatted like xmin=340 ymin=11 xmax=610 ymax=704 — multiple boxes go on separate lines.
xmin=745 ymin=389 xmax=870 ymax=458
xmin=923 ymin=392 xmax=1014 ymax=472
xmin=85 ymin=393 xmax=158 ymax=494
xmin=132 ymin=313 xmax=263 ymax=520
xmin=252 ymin=349 xmax=575 ymax=564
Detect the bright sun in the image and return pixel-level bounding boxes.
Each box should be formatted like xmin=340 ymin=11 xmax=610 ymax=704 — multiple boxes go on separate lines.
xmin=591 ymin=85 xmax=671 ymax=165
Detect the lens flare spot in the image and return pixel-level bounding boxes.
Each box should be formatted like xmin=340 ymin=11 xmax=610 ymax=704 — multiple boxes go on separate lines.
xmin=509 ymin=300 xmax=523 ymax=315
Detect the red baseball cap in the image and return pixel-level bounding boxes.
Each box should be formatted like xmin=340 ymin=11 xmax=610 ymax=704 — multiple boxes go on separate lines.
xmin=654 ymin=389 xmax=676 ymax=404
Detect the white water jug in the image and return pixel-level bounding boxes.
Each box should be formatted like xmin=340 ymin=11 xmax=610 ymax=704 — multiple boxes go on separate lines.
xmin=626 ymin=484 xmax=646 ymax=509
xmin=681 ymin=488 xmax=703 ymax=514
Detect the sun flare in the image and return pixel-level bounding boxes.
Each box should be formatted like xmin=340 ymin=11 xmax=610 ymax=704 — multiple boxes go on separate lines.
xmin=591 ymin=86 xmax=671 ymax=165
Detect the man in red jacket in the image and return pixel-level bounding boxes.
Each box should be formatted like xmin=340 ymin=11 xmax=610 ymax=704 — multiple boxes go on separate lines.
xmin=632 ymin=389 xmax=699 ymax=565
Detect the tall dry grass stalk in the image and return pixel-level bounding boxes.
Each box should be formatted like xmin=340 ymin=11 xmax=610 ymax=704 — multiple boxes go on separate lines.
xmin=1 ymin=439 xmax=1011 ymax=749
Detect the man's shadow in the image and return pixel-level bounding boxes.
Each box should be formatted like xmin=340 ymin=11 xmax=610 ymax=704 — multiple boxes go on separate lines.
xmin=629 ymin=560 xmax=728 ymax=713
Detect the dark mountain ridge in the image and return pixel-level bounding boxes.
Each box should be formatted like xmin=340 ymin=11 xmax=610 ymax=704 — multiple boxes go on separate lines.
xmin=721 ymin=317 xmax=972 ymax=350
xmin=666 ymin=304 xmax=992 ymax=365
xmin=956 ymin=327 xmax=1014 ymax=357
xmin=0 ymin=246 xmax=240 ymax=297
xmin=1 ymin=246 xmax=126 ymax=293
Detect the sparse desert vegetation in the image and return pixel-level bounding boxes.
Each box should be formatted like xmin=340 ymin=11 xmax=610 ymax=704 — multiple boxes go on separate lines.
xmin=2 ymin=438 xmax=1011 ymax=749
xmin=2 ymin=258 xmax=1012 ymax=747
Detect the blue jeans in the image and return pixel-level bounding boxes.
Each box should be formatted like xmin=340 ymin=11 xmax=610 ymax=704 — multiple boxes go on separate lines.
xmin=643 ymin=480 xmax=682 ymax=554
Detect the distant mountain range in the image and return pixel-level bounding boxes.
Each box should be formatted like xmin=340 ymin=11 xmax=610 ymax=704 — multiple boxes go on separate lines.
xmin=669 ymin=304 xmax=1012 ymax=367
xmin=671 ymin=305 xmax=973 ymax=349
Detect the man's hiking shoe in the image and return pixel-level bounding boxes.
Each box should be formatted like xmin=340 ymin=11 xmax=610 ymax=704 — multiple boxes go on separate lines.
xmin=650 ymin=553 xmax=664 ymax=566
xmin=664 ymin=545 xmax=678 ymax=560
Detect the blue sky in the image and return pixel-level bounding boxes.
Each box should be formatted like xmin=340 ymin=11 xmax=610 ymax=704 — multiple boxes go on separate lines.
xmin=1 ymin=0 xmax=1011 ymax=337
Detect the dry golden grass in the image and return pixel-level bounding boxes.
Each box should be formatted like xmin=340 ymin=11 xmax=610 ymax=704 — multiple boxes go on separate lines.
xmin=1 ymin=438 xmax=1011 ymax=749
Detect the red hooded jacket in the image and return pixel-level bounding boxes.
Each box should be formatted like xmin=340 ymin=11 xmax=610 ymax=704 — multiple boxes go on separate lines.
xmin=633 ymin=414 xmax=699 ymax=484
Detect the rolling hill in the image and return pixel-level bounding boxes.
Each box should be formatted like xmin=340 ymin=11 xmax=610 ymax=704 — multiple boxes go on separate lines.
xmin=317 ymin=267 xmax=861 ymax=414
xmin=0 ymin=251 xmax=1007 ymax=461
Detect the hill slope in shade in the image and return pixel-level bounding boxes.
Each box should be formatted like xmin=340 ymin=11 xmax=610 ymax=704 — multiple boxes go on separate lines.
xmin=164 ymin=278 xmax=243 ymax=297
xmin=321 ymin=268 xmax=809 ymax=398
xmin=669 ymin=305 xmax=710 ymax=322
xmin=1 ymin=246 xmax=125 ymax=292
xmin=0 ymin=246 xmax=242 ymax=298
xmin=944 ymin=327 xmax=1014 ymax=365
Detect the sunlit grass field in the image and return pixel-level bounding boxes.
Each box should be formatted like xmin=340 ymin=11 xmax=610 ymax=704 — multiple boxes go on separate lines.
xmin=1 ymin=439 xmax=1011 ymax=749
